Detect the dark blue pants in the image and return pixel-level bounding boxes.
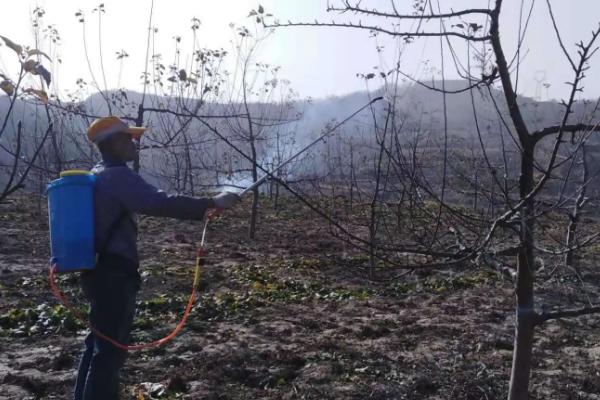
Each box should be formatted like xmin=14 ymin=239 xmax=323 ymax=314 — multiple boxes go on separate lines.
xmin=74 ymin=254 xmax=140 ymax=400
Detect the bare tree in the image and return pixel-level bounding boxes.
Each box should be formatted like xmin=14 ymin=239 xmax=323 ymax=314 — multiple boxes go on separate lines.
xmin=261 ymin=1 xmax=600 ymax=398
xmin=222 ymin=24 xmax=300 ymax=238
xmin=0 ymin=32 xmax=53 ymax=203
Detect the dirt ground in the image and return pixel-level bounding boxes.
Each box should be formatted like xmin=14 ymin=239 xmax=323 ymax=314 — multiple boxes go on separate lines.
xmin=1 ymin=194 xmax=599 ymax=399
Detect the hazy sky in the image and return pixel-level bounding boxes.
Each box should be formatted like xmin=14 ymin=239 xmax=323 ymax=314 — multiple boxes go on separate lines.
xmin=1 ymin=0 xmax=599 ymax=101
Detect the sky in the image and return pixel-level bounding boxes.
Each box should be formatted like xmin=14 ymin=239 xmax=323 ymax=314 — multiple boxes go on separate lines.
xmin=1 ymin=0 xmax=599 ymax=101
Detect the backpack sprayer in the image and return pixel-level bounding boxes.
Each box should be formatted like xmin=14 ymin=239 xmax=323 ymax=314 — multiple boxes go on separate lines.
xmin=47 ymin=96 xmax=383 ymax=350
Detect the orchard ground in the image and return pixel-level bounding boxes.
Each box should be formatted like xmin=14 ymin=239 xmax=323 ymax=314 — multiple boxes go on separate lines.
xmin=1 ymin=194 xmax=600 ymax=399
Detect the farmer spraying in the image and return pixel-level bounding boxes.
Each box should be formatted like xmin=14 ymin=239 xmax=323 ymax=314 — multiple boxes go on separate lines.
xmin=68 ymin=116 xmax=240 ymax=400
xmin=45 ymin=99 xmax=381 ymax=400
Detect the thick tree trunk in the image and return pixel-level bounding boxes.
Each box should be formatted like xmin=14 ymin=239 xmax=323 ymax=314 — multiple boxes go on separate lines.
xmin=489 ymin=2 xmax=538 ymax=397
xmin=508 ymin=144 xmax=536 ymax=400
xmin=509 ymin=306 xmax=535 ymax=399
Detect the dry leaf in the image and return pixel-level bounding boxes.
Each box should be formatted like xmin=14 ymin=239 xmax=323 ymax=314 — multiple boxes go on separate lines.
xmin=24 ymin=88 xmax=49 ymax=104
xmin=178 ymin=69 xmax=187 ymax=81
xmin=35 ymin=64 xmax=52 ymax=86
xmin=21 ymin=60 xmax=51 ymax=86
xmin=0 ymin=35 xmax=23 ymax=55
xmin=27 ymin=49 xmax=52 ymax=61
xmin=1 ymin=80 xmax=15 ymax=96
xmin=22 ymin=59 xmax=39 ymax=74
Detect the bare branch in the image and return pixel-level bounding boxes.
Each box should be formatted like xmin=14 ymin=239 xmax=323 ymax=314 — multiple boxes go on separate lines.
xmin=265 ymin=20 xmax=491 ymax=42
xmin=489 ymin=1 xmax=531 ymax=142
xmin=142 ymin=106 xmax=248 ymax=119
xmin=327 ymin=2 xmax=492 ymax=20
xmin=532 ymin=122 xmax=600 ymax=141
xmin=397 ymin=68 xmax=496 ymax=94
xmin=545 ymin=0 xmax=577 ymax=72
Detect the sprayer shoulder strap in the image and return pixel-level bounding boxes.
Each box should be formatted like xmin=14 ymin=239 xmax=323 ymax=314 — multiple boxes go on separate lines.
xmin=93 ymin=164 xmax=135 ymax=255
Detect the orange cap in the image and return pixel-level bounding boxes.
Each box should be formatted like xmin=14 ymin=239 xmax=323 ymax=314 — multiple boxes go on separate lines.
xmin=87 ymin=116 xmax=146 ymax=144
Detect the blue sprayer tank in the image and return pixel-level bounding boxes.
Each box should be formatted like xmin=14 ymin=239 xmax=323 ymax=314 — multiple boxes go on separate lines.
xmin=47 ymin=170 xmax=96 ymax=272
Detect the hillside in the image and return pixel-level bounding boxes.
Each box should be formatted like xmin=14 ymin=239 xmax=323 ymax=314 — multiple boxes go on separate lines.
xmin=4 ymin=80 xmax=599 ymax=196
xmin=0 ymin=79 xmax=586 ymax=150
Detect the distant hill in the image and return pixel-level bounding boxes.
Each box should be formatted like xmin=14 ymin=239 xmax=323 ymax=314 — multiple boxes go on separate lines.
xmin=1 ymin=79 xmax=592 ymax=148
xmin=1 ymin=80 xmax=599 ymax=192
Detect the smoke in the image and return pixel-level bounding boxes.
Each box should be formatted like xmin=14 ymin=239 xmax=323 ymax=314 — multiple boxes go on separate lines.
xmin=216 ymin=172 xmax=254 ymax=194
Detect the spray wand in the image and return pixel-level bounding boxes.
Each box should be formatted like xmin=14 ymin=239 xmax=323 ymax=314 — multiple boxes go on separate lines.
xmin=237 ymin=96 xmax=383 ymax=197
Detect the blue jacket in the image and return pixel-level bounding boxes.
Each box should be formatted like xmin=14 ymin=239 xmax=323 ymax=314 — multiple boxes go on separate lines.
xmin=92 ymin=157 xmax=213 ymax=265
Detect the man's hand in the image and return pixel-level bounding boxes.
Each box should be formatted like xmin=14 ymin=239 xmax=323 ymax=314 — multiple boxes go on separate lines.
xmin=212 ymin=191 xmax=241 ymax=210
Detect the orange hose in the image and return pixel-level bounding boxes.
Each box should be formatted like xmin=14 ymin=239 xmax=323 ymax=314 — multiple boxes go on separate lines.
xmin=48 ymin=245 xmax=204 ymax=352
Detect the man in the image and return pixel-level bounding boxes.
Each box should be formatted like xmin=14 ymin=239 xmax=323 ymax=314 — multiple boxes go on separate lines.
xmin=74 ymin=116 xmax=240 ymax=400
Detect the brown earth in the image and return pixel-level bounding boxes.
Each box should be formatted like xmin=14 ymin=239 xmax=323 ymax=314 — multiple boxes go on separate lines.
xmin=1 ymin=194 xmax=599 ymax=399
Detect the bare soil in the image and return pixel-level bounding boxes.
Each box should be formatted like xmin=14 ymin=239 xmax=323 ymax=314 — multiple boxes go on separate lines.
xmin=1 ymin=194 xmax=599 ymax=399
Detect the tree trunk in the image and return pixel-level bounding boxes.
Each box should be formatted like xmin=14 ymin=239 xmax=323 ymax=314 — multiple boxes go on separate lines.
xmin=349 ymin=142 xmax=354 ymax=212
xmin=509 ymin=306 xmax=536 ymax=400
xmin=489 ymin=2 xmax=538 ymax=397
xmin=508 ymin=143 xmax=536 ymax=400
xmin=565 ymin=144 xmax=588 ymax=268
xmin=133 ymin=104 xmax=144 ymax=173
xmin=248 ymin=136 xmax=259 ymax=239
xmin=274 ymin=177 xmax=280 ymax=209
